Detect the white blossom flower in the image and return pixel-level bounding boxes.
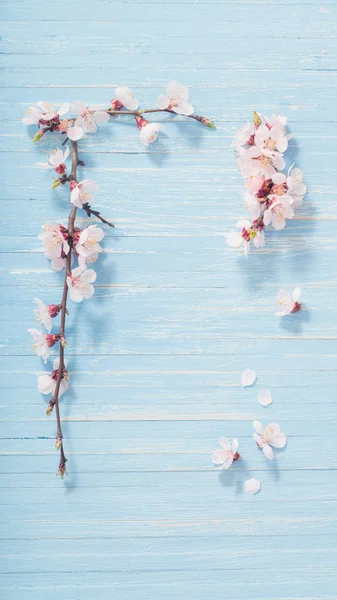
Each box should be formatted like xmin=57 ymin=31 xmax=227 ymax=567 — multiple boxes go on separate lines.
xmin=113 ymin=86 xmax=139 ymax=111
xmin=226 ymin=220 xmax=264 ymax=257
xmin=255 ymin=122 xmax=289 ymax=154
xmin=66 ymin=267 xmax=97 ymax=303
xmin=242 ymin=369 xmax=256 ymax=387
xmin=37 ymin=358 xmax=69 ymax=397
xmin=38 ymin=223 xmax=70 ymax=269
xmin=75 ymin=225 xmax=104 ymax=261
xmin=212 ymin=437 xmax=240 ymax=469
xmin=33 ymin=298 xmax=52 ymax=332
xmin=139 ymin=122 xmax=165 ymax=146
xmin=157 ymin=81 xmax=194 ymax=116
xmin=275 ymin=287 xmax=301 ymax=316
xmin=237 ymin=145 xmax=285 ymax=179
xmin=234 ymin=121 xmax=256 ymax=148
xmin=28 ymin=329 xmax=59 ymax=363
xmin=244 ymin=478 xmax=261 ymax=495
xmin=22 ymin=101 xmax=69 ymax=125
xmin=253 ymin=420 xmax=287 ymax=460
xmin=72 ymin=100 xmax=110 ymax=134
xmin=257 ymin=389 xmax=272 ymax=407
xmin=37 ymin=147 xmax=70 ymax=174
xmin=263 ymin=195 xmax=294 ymax=230
xmin=70 ymin=180 xmax=99 ymax=208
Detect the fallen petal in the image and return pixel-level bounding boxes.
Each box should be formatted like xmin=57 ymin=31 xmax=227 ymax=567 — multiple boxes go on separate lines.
xmin=244 ymin=478 xmax=261 ymax=495
xmin=241 ymin=369 xmax=256 ymax=387
xmin=257 ymin=389 xmax=272 ymax=407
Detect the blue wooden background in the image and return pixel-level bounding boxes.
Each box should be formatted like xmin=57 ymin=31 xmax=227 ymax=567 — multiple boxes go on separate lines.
xmin=1 ymin=0 xmax=337 ymax=598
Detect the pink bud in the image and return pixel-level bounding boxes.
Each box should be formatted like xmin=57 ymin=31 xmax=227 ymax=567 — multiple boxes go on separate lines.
xmin=72 ymin=229 xmax=82 ymax=245
xmin=47 ymin=304 xmax=61 ymax=318
xmin=135 ymin=115 xmax=148 ymax=129
xmin=45 ymin=334 xmax=60 ymax=348
xmin=55 ymin=163 xmax=66 ymax=175
xmin=69 ymin=181 xmax=77 ymax=191
xmin=291 ymin=302 xmax=302 ymax=313
xmin=111 ymin=99 xmax=123 ymax=110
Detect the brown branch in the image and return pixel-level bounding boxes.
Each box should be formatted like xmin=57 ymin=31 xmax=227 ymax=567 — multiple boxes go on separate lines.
xmin=106 ymin=107 xmax=216 ymax=128
xmin=82 ymin=203 xmax=114 ymax=227
xmin=49 ymin=141 xmax=78 ymax=478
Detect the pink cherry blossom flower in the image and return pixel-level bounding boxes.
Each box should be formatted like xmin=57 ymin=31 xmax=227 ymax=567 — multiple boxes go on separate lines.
xmin=263 ymin=194 xmax=294 ymax=230
xmin=72 ymin=100 xmax=110 ymax=134
xmin=38 ymin=223 xmax=70 ymax=269
xmin=70 ymin=180 xmax=99 ymax=208
xmin=157 ymin=81 xmax=194 ymax=116
xmin=33 ymin=298 xmax=61 ymax=332
xmin=75 ymin=225 xmax=104 ymax=262
xmin=275 ymin=287 xmax=301 ymax=316
xmin=212 ymin=437 xmax=240 ymax=469
xmin=37 ymin=358 xmax=69 ymax=397
xmin=37 ymin=147 xmax=70 ymax=174
xmin=112 ymin=86 xmax=139 ymax=111
xmin=253 ymin=420 xmax=287 ymax=460
xmin=226 ymin=220 xmax=264 ymax=257
xmin=28 ymin=329 xmax=59 ymax=363
xmin=66 ymin=267 xmax=97 ymax=302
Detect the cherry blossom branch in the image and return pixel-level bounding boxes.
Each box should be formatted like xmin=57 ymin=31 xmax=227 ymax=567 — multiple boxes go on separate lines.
xmin=48 ymin=141 xmax=78 ymax=478
xmin=25 ymin=83 xmax=215 ymax=478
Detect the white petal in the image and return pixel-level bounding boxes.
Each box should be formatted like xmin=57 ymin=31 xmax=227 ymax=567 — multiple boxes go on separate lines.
xmin=257 ymin=389 xmax=272 ymax=407
xmin=81 ymin=179 xmax=99 ymax=194
xmin=173 ymin=101 xmax=194 ymax=116
xmin=253 ymin=420 xmax=264 ymax=434
xmin=271 ymin=432 xmax=287 ymax=448
xmin=222 ymin=456 xmax=234 ymax=469
xmin=241 ymin=369 xmax=256 ymax=387
xmin=262 ymin=444 xmax=274 ymax=460
xmin=219 ymin=437 xmax=231 ymax=451
xmin=292 ymin=287 xmax=301 ymax=303
xmin=37 ymin=162 xmax=53 ymax=170
xmin=37 ymin=374 xmax=54 ymax=395
xmin=166 ymin=81 xmax=181 ymax=96
xmin=94 ymin=110 xmax=110 ymax=124
xmin=157 ymin=94 xmax=170 ymax=110
xmin=57 ymin=103 xmax=70 ymax=116
xmin=212 ymin=449 xmax=225 ymax=465
xmin=244 ymin=478 xmax=261 ymax=495
xmin=232 ymin=438 xmax=239 ymax=454
xmin=67 ymin=126 xmax=84 ymax=141
xmin=72 ymin=100 xmax=86 ymax=115
xmin=226 ymin=231 xmax=243 ymax=248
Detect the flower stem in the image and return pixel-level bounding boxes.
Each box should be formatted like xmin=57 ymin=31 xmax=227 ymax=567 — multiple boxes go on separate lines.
xmin=50 ymin=141 xmax=78 ymax=476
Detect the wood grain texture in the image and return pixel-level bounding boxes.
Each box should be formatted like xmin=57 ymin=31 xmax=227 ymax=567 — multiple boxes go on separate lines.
xmin=1 ymin=0 xmax=337 ymax=598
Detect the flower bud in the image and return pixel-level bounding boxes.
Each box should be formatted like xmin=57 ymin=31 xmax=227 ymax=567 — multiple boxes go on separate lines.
xmin=46 ymin=401 xmax=54 ymax=416
xmin=55 ymin=163 xmax=67 ymax=175
xmin=33 ymin=130 xmax=44 ymax=143
xmin=52 ymin=178 xmax=61 ymax=190
xmin=135 ymin=115 xmax=149 ymax=129
xmin=111 ymin=98 xmax=123 ymax=110
xmin=55 ymin=437 xmax=62 ymax=451
xmin=45 ymin=334 xmax=60 ymax=348
xmin=200 ymin=116 xmax=216 ymax=129
xmin=69 ymin=180 xmax=77 ymax=191
xmin=60 ymin=336 xmax=66 ymax=348
xmin=47 ymin=304 xmax=61 ymax=318
xmin=57 ymin=459 xmax=68 ymax=479
xmin=253 ymin=111 xmax=262 ymax=128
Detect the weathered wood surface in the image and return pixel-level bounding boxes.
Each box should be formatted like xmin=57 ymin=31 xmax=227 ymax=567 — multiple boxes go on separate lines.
xmin=1 ymin=0 xmax=337 ymax=598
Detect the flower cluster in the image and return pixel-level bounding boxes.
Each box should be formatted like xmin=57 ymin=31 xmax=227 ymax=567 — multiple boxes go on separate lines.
xmin=227 ymin=112 xmax=306 ymax=256
xmin=24 ymin=83 xmax=215 ymax=478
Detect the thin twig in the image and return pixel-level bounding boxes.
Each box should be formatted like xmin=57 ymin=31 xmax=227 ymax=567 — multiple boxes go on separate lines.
xmin=50 ymin=141 xmax=78 ymax=477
